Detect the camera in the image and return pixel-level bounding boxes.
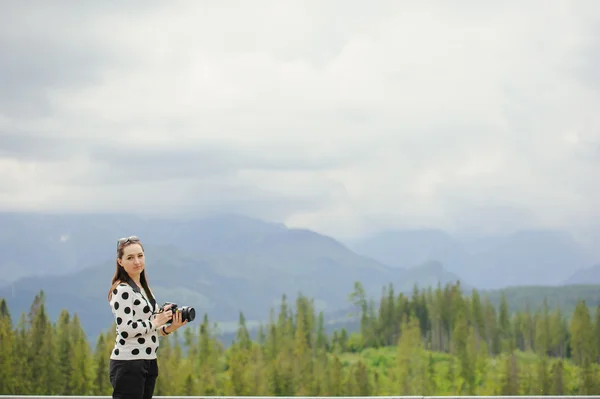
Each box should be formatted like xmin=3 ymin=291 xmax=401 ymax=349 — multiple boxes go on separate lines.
xmin=161 ymin=302 xmax=196 ymax=323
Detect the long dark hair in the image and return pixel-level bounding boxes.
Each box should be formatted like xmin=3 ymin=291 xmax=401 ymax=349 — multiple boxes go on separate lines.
xmin=107 ymin=239 xmax=155 ymax=305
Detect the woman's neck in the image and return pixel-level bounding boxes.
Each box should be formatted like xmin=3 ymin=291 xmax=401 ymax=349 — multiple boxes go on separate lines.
xmin=130 ymin=275 xmax=142 ymax=286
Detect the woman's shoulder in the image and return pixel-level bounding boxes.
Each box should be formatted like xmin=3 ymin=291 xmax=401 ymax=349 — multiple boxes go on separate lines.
xmin=110 ymin=281 xmax=134 ymax=298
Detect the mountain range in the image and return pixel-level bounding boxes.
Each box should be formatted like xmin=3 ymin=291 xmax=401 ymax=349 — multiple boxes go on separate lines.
xmin=0 ymin=211 xmax=598 ymax=340
xmin=0 ymin=212 xmax=460 ymax=338
xmin=348 ymin=228 xmax=597 ymax=289
xmin=563 ymin=263 xmax=600 ymax=285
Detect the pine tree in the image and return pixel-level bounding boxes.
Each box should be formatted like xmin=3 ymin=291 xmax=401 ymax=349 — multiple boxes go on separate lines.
xmin=499 ymin=352 xmax=519 ymax=395
xmin=394 ymin=315 xmax=429 ymax=395
xmin=550 ymin=359 xmax=565 ymax=395
xmin=27 ymin=292 xmax=58 ymax=394
xmin=535 ymin=356 xmax=550 ymax=395
xmin=54 ymin=310 xmax=72 ymax=394
xmin=454 ymin=309 xmax=477 ymax=394
xmin=570 ymin=300 xmax=595 ymax=366
xmin=0 ymin=301 xmax=15 ymax=394
xmin=92 ymin=333 xmax=111 ymax=395
xmin=68 ymin=315 xmax=92 ymax=395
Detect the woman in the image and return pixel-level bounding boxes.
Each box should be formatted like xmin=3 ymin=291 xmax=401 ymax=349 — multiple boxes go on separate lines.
xmin=107 ymin=235 xmax=188 ymax=399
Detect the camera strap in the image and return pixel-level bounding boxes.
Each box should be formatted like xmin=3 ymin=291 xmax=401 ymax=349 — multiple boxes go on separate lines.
xmin=126 ymin=277 xmax=157 ymax=313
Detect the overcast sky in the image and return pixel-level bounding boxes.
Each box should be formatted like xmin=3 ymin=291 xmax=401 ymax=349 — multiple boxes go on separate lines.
xmin=1 ymin=0 xmax=599 ymax=242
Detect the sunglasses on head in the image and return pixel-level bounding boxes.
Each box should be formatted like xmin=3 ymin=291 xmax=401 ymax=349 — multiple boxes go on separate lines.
xmin=117 ymin=235 xmax=140 ymax=249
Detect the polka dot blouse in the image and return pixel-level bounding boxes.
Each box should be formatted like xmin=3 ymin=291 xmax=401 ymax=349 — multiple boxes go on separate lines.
xmin=109 ymin=282 xmax=161 ymax=360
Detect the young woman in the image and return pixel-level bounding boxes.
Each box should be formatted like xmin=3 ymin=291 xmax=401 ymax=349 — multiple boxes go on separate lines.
xmin=107 ymin=236 xmax=188 ymax=399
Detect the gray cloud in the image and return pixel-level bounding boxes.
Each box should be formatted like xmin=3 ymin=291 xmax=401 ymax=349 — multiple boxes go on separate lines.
xmin=1 ymin=4 xmax=116 ymax=118
xmin=1 ymin=1 xmax=600 ymax=242
xmin=0 ymin=132 xmax=88 ymax=161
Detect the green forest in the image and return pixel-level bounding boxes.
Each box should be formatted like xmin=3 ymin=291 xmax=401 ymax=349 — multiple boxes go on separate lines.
xmin=1 ymin=281 xmax=600 ymax=396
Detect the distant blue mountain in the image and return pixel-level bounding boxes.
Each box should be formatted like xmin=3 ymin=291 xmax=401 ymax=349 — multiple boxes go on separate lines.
xmin=0 ymin=212 xmax=462 ymax=339
xmin=563 ymin=263 xmax=600 ymax=285
xmin=348 ymin=228 xmax=597 ymax=289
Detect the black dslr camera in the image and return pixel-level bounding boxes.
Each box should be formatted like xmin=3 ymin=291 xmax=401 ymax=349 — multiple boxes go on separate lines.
xmin=160 ymin=302 xmax=196 ymax=323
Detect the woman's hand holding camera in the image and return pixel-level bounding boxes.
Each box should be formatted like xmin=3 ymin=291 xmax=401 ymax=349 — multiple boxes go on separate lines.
xmin=154 ymin=305 xmax=173 ymax=328
xmin=154 ymin=304 xmax=189 ymax=336
xmin=170 ymin=309 xmax=188 ymax=330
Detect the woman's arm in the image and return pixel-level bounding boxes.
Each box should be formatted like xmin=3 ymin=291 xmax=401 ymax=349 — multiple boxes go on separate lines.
xmin=158 ymin=325 xmax=169 ymax=337
xmin=110 ymin=283 xmax=159 ymax=338
xmin=158 ymin=309 xmax=188 ymax=336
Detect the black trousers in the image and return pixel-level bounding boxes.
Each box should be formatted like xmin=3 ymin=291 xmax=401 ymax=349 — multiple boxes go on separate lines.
xmin=109 ymin=358 xmax=159 ymax=399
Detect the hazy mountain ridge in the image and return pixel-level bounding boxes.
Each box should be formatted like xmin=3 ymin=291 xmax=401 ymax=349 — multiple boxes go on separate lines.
xmin=0 ymin=213 xmax=464 ymax=338
xmin=2 ymin=212 xmax=596 ymax=288
xmin=349 ymin=228 xmax=597 ymax=289
xmin=0 ymin=255 xmax=459 ymax=339
xmin=1 ymin=211 xmax=598 ymax=340
xmin=0 ymin=212 xmax=291 ymax=282
xmin=0 ymin=212 xmax=156 ymax=281
xmin=563 ymin=263 xmax=600 ymax=285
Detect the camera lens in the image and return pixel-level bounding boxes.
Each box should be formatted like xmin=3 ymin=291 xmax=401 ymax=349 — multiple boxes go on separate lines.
xmin=180 ymin=306 xmax=196 ymax=322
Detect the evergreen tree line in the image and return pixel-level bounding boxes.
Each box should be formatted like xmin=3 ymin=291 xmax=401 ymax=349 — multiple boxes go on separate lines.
xmin=1 ymin=281 xmax=600 ymax=396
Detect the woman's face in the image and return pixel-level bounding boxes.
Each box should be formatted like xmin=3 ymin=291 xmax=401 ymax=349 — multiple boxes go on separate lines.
xmin=118 ymin=243 xmax=145 ymax=279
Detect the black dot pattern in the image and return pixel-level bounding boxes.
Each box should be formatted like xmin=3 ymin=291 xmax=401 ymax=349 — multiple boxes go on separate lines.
xmin=109 ymin=282 xmax=162 ymax=360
